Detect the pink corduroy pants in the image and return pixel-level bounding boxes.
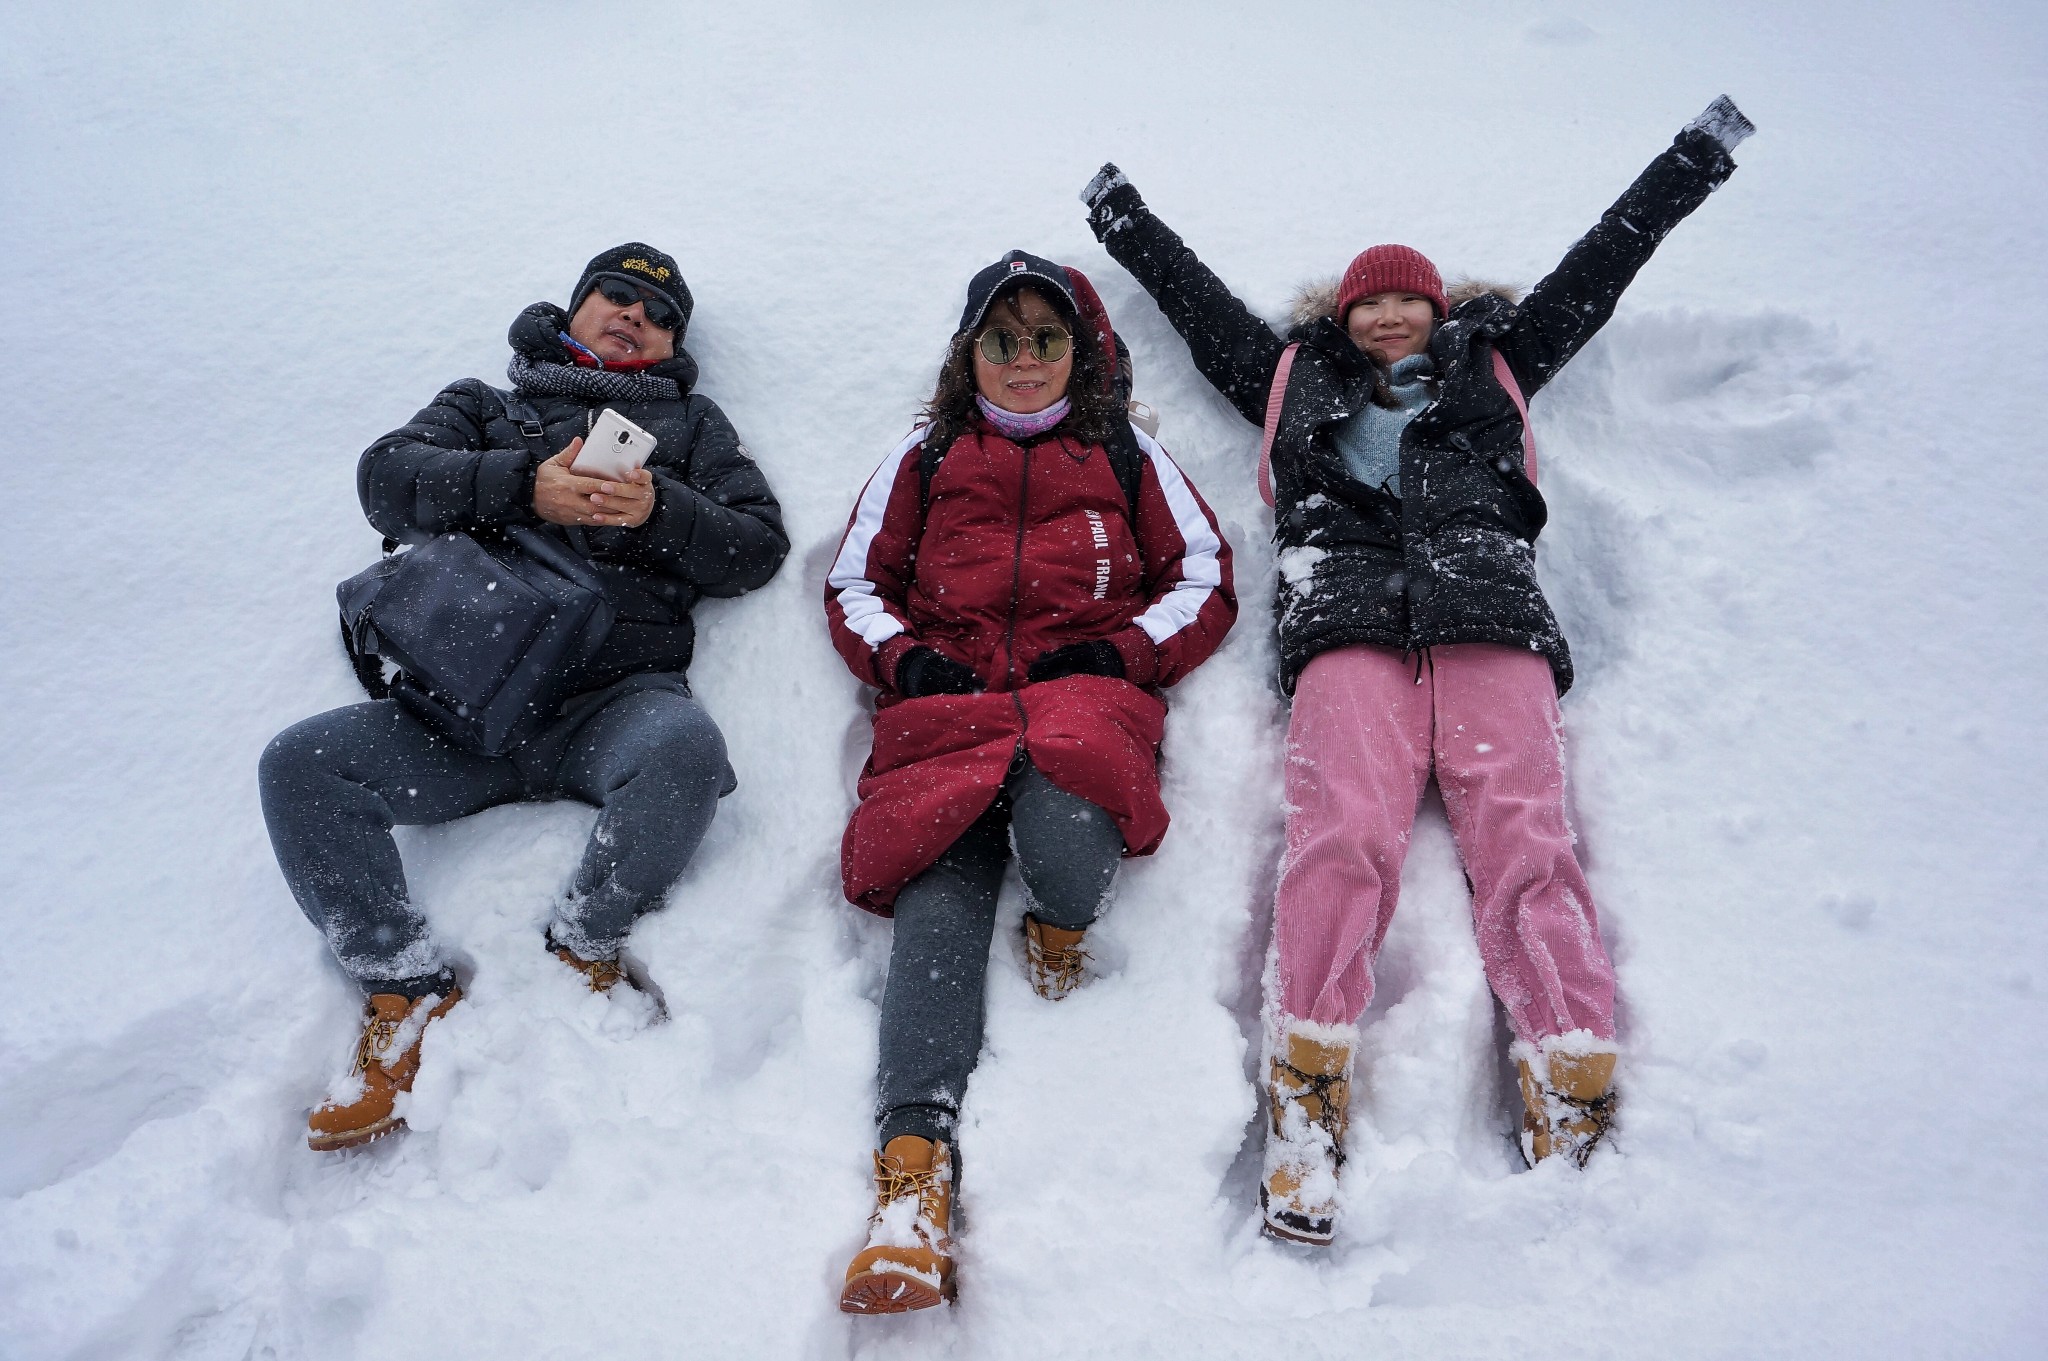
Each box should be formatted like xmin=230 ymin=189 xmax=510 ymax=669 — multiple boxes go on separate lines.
xmin=1273 ymin=643 xmax=1616 ymax=1043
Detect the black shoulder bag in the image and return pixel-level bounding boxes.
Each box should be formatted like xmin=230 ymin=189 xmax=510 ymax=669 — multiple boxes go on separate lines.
xmin=337 ymin=389 xmax=617 ymax=755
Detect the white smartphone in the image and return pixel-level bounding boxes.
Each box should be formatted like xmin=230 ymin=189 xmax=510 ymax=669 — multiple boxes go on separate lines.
xmin=572 ymin=409 xmax=657 ymax=480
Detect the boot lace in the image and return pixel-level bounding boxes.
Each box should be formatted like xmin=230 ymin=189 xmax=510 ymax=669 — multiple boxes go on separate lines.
xmin=1271 ymin=1059 xmax=1350 ymax=1165
xmin=574 ymin=956 xmax=626 ymax=993
xmin=1027 ymin=933 xmax=1089 ymax=1000
xmin=353 ymin=1012 xmax=404 ymax=1075
xmin=873 ymin=1155 xmax=946 ymax=1241
xmin=553 ymin=943 xmax=627 ymax=994
xmin=1550 ymin=1088 xmax=1618 ymax=1167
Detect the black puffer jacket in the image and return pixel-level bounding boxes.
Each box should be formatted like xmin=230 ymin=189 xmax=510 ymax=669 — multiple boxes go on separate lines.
xmin=1094 ymin=128 xmax=1739 ymax=696
xmin=358 ymin=304 xmax=788 ymax=690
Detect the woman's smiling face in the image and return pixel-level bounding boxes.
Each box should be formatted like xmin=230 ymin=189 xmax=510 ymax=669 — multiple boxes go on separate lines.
xmin=972 ymin=287 xmax=1073 ymax=415
xmin=1346 ymin=291 xmax=1437 ymax=364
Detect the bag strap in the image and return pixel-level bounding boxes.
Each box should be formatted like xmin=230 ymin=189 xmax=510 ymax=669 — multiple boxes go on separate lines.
xmin=488 ymin=384 xmax=551 ymax=459
xmin=1256 ymin=344 xmax=1300 ymax=508
xmin=1103 ymin=423 xmax=1147 ymax=519
xmin=1489 ymin=348 xmax=1538 ymax=485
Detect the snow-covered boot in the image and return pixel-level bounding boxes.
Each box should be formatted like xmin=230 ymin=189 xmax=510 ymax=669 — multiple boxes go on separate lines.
xmin=553 ymin=944 xmax=629 ymax=994
xmin=307 ymin=987 xmax=461 ymax=1152
xmin=1260 ymin=1024 xmax=1356 ymax=1245
xmin=1515 ymin=1042 xmax=1617 ymax=1168
xmin=1022 ymin=914 xmax=1089 ymax=1001
xmin=840 ymin=1136 xmax=957 ymax=1314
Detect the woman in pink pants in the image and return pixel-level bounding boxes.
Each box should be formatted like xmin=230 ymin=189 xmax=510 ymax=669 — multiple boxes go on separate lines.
xmin=1085 ymin=97 xmax=1755 ymax=1240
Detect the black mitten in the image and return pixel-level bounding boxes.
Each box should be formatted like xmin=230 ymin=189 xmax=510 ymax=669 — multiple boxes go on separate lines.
xmin=897 ymin=646 xmax=984 ymax=698
xmin=1080 ymin=164 xmax=1145 ymax=243
xmin=1027 ymin=640 xmax=1126 ymax=684
xmin=1684 ymin=95 xmax=1754 ymax=155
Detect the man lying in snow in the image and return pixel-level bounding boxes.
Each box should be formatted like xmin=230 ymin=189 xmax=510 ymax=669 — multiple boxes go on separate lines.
xmin=259 ymin=242 xmax=787 ymax=1152
xmin=1084 ymin=96 xmax=1755 ymax=1242
xmin=825 ymin=251 xmax=1235 ymax=1312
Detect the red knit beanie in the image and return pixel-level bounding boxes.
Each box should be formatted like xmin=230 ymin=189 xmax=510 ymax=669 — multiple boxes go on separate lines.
xmin=1335 ymin=245 xmax=1446 ymax=319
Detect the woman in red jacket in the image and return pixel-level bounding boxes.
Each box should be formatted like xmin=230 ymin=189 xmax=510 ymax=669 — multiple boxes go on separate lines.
xmin=824 ymin=250 xmax=1235 ymax=1313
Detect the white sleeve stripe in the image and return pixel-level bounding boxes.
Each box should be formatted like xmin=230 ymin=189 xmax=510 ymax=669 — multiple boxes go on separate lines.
xmin=827 ymin=426 xmax=927 ymax=649
xmin=1128 ymin=424 xmax=1224 ymax=646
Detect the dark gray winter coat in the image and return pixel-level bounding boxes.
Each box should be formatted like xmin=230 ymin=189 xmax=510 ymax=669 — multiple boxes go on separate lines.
xmin=358 ymin=304 xmax=788 ymax=691
xmin=1093 ymin=127 xmax=1740 ymax=695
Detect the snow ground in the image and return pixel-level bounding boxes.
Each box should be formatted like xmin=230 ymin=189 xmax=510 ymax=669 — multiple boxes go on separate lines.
xmin=2 ymin=1 xmax=2044 ymax=1357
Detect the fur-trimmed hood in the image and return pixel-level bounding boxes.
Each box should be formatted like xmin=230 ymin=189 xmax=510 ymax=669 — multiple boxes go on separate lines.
xmin=1288 ymin=276 xmax=1524 ymax=329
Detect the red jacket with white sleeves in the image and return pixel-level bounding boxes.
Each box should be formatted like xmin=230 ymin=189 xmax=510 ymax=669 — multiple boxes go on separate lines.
xmin=824 ymin=416 xmax=1236 ymax=912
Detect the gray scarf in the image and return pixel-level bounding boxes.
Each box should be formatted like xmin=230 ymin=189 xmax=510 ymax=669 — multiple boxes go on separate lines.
xmin=507 ymin=350 xmax=681 ymax=404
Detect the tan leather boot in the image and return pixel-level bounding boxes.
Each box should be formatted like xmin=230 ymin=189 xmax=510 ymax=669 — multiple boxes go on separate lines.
xmin=840 ymin=1136 xmax=956 ymax=1314
xmin=1022 ymin=915 xmax=1089 ymax=1001
xmin=307 ymin=988 xmax=461 ymax=1152
xmin=1517 ymin=1048 xmax=1617 ymax=1168
xmin=553 ymin=945 xmax=628 ymax=994
xmin=1260 ymin=1027 xmax=1355 ymax=1245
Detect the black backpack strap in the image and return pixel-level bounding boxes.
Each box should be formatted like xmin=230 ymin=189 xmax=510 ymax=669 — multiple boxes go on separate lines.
xmin=917 ymin=433 xmax=944 ymax=515
xmin=1104 ymin=421 xmax=1147 ymax=520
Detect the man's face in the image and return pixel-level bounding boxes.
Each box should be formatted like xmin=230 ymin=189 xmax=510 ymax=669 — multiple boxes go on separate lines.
xmin=567 ymin=280 xmax=677 ymax=365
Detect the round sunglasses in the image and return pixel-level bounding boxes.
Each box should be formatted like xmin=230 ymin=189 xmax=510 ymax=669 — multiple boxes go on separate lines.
xmin=977 ymin=324 xmax=1071 ymax=366
xmin=594 ymin=277 xmax=683 ymax=331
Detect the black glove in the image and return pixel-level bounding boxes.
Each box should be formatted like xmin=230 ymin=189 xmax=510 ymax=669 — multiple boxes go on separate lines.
xmin=1027 ymin=640 xmax=1126 ymax=684
xmin=1081 ymin=163 xmax=1145 ymax=243
xmin=1683 ymin=95 xmax=1754 ymax=155
xmin=897 ymin=646 xmax=984 ymax=698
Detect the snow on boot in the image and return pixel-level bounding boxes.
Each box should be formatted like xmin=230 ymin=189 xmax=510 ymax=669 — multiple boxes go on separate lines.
xmin=840 ymin=1136 xmax=957 ymax=1314
xmin=307 ymin=987 xmax=461 ymax=1152
xmin=553 ymin=944 xmax=629 ymax=994
xmin=545 ymin=926 xmax=657 ymax=1004
xmin=1022 ymin=914 xmax=1089 ymax=1001
xmin=1260 ymin=1025 xmax=1355 ymax=1245
xmin=1514 ymin=1041 xmax=1618 ymax=1168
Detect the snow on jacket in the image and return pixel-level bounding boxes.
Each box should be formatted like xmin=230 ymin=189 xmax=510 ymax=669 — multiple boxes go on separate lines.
xmin=826 ymin=416 xmax=1236 ymax=912
xmin=1095 ymin=126 xmax=1741 ymax=696
xmin=358 ymin=303 xmax=789 ymax=691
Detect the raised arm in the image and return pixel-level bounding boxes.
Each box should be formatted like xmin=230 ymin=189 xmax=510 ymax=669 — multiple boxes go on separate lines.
xmin=1500 ymin=97 xmax=1756 ymax=398
xmin=1082 ymin=166 xmax=1288 ymax=426
xmin=582 ymin=397 xmax=788 ymax=596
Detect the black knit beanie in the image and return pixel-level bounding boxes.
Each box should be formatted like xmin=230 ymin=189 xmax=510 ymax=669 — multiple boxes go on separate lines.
xmin=569 ymin=243 xmax=694 ymax=337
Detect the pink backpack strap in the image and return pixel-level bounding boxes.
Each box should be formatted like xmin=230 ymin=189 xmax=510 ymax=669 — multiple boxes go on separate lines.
xmin=1489 ymin=347 xmax=1538 ymax=485
xmin=1256 ymin=343 xmax=1300 ymax=508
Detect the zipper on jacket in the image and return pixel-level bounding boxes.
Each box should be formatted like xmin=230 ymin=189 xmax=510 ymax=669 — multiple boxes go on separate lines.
xmin=1001 ymin=439 xmax=1034 ymax=688
xmin=1002 ymin=439 xmax=1034 ymax=754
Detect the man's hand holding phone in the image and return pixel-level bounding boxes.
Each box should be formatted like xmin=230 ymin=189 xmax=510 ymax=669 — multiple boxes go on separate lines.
xmin=534 ymin=439 xmax=656 ymax=528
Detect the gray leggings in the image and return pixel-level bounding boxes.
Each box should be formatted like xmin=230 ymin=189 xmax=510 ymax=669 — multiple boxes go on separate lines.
xmin=877 ymin=759 xmax=1125 ymax=1151
xmin=258 ymin=683 xmax=732 ymax=995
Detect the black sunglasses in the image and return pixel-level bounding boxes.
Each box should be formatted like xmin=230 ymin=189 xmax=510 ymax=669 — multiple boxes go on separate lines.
xmin=977 ymin=324 xmax=1071 ymax=366
xmin=594 ymin=277 xmax=683 ymax=330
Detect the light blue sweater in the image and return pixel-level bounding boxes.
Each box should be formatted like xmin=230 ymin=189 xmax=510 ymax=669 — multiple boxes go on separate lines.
xmin=1330 ymin=353 xmax=1435 ymax=496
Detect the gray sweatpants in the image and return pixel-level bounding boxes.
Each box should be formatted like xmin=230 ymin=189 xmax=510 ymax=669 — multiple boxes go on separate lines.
xmin=258 ymin=679 xmax=732 ymax=995
xmin=877 ymin=758 xmax=1125 ymax=1152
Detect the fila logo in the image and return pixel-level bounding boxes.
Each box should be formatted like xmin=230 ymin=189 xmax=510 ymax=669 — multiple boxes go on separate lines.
xmin=1009 ymin=260 xmax=1028 ymax=273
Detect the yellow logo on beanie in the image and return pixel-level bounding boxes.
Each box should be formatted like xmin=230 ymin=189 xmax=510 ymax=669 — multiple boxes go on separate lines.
xmin=621 ymin=258 xmax=672 ymax=284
